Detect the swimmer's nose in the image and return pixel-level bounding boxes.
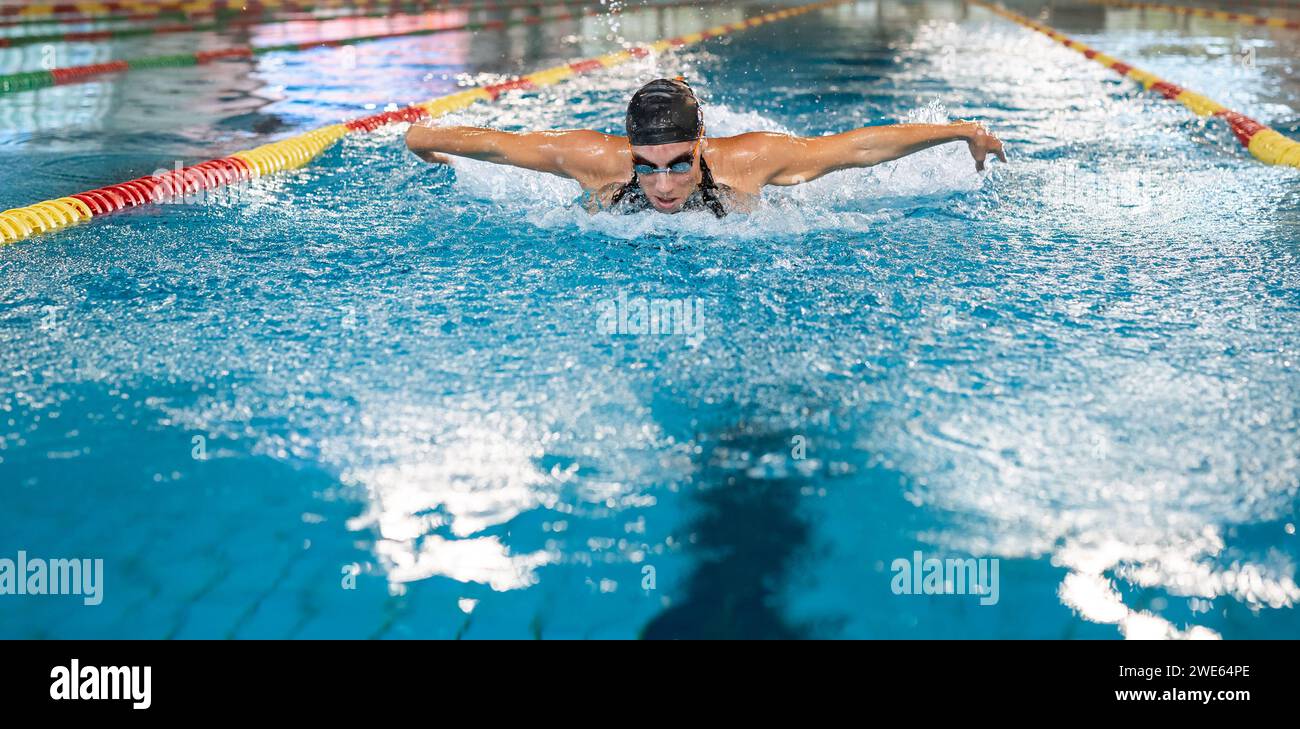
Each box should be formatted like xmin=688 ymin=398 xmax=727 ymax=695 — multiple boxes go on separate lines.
xmin=652 ymin=173 xmax=674 ymax=194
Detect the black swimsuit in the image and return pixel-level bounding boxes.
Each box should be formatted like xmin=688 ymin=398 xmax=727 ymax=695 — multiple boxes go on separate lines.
xmin=607 ymin=156 xmax=731 ymax=218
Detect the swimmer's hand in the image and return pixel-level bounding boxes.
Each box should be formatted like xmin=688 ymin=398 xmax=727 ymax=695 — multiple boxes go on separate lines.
xmin=413 ymin=149 xmax=454 ymax=166
xmin=956 ymin=120 xmax=1007 ymax=172
xmin=405 ymin=124 xmax=455 ymax=165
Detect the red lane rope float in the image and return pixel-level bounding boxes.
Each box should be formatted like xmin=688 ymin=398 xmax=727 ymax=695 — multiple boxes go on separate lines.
xmin=968 ymin=0 xmax=1300 ymax=168
xmin=0 ymin=0 xmax=611 ymax=49
xmin=0 ymin=0 xmax=848 ymax=247
xmin=1090 ymin=0 xmax=1300 ymax=31
xmin=0 ymin=0 xmax=708 ymax=95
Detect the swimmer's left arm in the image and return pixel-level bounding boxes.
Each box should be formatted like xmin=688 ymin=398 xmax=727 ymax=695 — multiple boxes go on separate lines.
xmin=742 ymin=121 xmax=1006 ymax=186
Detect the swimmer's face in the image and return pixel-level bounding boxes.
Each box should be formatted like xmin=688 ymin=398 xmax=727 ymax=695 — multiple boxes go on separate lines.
xmin=630 ymin=139 xmax=702 ymax=214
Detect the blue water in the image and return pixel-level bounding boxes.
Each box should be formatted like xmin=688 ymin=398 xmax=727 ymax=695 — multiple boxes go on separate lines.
xmin=1 ymin=0 xmax=1298 ymax=639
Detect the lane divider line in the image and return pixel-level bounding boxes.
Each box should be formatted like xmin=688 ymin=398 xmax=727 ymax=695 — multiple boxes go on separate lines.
xmin=0 ymin=0 xmax=562 ymax=22
xmin=0 ymin=0 xmax=699 ymax=95
xmin=1089 ymin=1 xmax=1300 ymax=31
xmin=0 ymin=0 xmax=849 ymax=247
xmin=0 ymin=0 xmax=595 ymax=30
xmin=968 ymin=0 xmax=1300 ymax=168
xmin=0 ymin=0 xmax=611 ymax=48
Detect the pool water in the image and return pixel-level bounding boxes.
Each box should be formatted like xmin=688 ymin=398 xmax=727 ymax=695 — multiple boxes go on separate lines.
xmin=1 ymin=0 xmax=1298 ymax=639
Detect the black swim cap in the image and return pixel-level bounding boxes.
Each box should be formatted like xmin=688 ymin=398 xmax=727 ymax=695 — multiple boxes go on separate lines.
xmin=625 ymin=78 xmax=703 ymax=147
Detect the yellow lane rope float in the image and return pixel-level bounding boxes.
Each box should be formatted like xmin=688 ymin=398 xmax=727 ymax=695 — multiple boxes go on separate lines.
xmin=968 ymin=0 xmax=1300 ymax=169
xmin=0 ymin=0 xmax=849 ymax=247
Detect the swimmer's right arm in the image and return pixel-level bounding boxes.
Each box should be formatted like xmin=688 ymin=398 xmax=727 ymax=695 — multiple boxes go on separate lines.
xmin=404 ymin=125 xmax=627 ymax=188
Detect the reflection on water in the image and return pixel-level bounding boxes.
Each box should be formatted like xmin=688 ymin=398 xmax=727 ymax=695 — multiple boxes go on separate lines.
xmin=643 ymin=421 xmax=813 ymax=639
xmin=343 ymin=405 xmax=556 ymax=590
xmin=0 ymin=4 xmax=744 ymax=146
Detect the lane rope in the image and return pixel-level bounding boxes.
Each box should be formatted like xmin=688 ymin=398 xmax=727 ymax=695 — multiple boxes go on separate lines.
xmin=0 ymin=0 xmax=606 ymax=49
xmin=1089 ymin=1 xmax=1300 ymax=31
xmin=968 ymin=0 xmax=1300 ymax=169
xmin=0 ymin=0 xmax=594 ymax=29
xmin=1 ymin=0 xmax=849 ymax=247
xmin=0 ymin=0 xmax=700 ymax=95
xmin=0 ymin=0 xmax=557 ymax=21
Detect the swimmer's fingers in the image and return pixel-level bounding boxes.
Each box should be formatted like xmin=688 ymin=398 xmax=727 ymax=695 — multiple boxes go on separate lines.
xmin=969 ymin=138 xmax=989 ymax=172
xmin=416 ymin=150 xmax=454 ymax=166
xmin=990 ymin=134 xmax=1008 ymax=165
xmin=967 ymin=125 xmax=1007 ymax=172
xmin=977 ymin=142 xmax=1008 ymax=172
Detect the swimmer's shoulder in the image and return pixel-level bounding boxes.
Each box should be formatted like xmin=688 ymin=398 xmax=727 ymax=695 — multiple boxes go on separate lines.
xmin=559 ymin=131 xmax=633 ymax=190
xmin=703 ymin=133 xmax=786 ymax=196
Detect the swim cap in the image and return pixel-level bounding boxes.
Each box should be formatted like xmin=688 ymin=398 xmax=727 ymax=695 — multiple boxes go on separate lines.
xmin=625 ymin=78 xmax=703 ymax=146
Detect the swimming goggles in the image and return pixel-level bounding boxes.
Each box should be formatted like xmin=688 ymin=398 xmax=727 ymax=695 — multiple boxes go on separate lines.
xmin=633 ymin=135 xmax=703 ymax=176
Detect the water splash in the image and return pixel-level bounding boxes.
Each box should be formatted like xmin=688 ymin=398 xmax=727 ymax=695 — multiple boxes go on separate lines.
xmin=435 ymin=98 xmax=988 ymax=240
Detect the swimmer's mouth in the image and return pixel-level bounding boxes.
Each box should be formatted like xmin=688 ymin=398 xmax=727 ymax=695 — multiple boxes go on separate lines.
xmin=650 ymin=194 xmax=682 ymax=211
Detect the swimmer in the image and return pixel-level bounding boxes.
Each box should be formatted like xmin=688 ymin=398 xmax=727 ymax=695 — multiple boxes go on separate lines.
xmin=405 ymin=77 xmax=1007 ymax=217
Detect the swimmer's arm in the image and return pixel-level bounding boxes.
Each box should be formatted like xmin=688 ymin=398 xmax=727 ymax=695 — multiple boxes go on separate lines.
xmin=746 ymin=121 xmax=1006 ymax=185
xmin=404 ymin=125 xmax=626 ymax=188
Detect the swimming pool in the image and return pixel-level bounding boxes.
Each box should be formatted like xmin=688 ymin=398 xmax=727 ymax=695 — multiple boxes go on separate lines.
xmin=1 ymin=0 xmax=1298 ymax=639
